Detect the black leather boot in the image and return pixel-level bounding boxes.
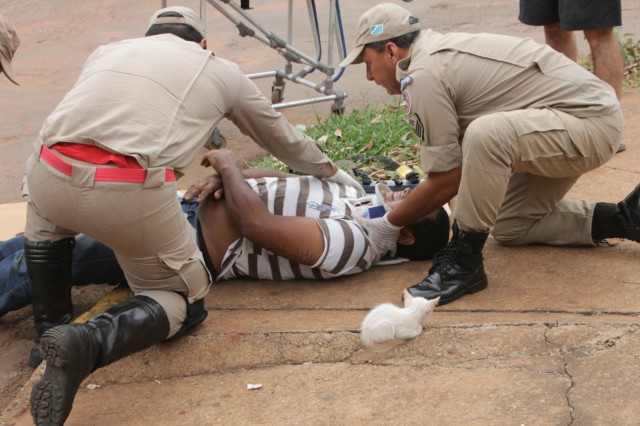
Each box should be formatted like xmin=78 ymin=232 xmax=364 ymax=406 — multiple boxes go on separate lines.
xmin=408 ymin=221 xmax=489 ymax=305
xmin=24 ymin=238 xmax=75 ymax=368
xmin=30 ymin=295 xmax=170 ymax=426
xmin=592 ymin=183 xmax=640 ymax=243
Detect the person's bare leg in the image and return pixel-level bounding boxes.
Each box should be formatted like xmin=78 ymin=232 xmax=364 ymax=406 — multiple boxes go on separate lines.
xmin=544 ymin=23 xmax=577 ymax=61
xmin=584 ymin=27 xmax=623 ymax=99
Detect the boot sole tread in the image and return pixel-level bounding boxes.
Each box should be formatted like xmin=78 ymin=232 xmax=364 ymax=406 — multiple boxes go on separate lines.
xmin=30 ymin=328 xmax=78 ymax=426
xmin=30 ymin=379 xmax=68 ymax=426
xmin=39 ymin=328 xmax=71 ymax=368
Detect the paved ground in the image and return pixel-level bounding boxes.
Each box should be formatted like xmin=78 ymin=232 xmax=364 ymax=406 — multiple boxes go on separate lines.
xmin=1 ymin=1 xmax=640 ymax=425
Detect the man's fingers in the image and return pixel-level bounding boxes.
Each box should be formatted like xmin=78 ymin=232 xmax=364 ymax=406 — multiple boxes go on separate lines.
xmin=195 ymin=184 xmax=224 ymax=203
xmin=183 ymin=181 xmax=206 ymax=201
xmin=184 ymin=174 xmax=223 ymax=202
xmin=213 ymin=188 xmax=224 ymax=200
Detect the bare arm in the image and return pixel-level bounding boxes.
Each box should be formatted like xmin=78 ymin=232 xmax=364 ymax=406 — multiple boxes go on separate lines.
xmin=201 ymin=149 xmax=325 ymax=265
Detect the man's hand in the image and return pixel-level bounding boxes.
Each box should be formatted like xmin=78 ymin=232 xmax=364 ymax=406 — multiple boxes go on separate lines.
xmin=324 ymin=168 xmax=362 ymax=191
xmin=184 ymin=150 xmax=239 ymax=202
xmin=183 ymin=174 xmax=223 ymax=202
xmin=354 ymin=214 xmax=403 ymax=260
xmin=201 ymin=149 xmax=238 ymax=172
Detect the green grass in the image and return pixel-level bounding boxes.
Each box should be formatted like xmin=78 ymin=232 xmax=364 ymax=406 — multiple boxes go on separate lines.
xmin=251 ymin=99 xmax=424 ymax=182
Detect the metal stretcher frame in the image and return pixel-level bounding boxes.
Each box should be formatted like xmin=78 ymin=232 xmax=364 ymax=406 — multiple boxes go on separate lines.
xmin=160 ymin=0 xmax=348 ymax=114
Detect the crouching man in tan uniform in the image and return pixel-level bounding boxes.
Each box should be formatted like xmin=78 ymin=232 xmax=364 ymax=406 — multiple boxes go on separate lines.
xmin=24 ymin=6 xmax=357 ymax=426
xmin=341 ymin=4 xmax=638 ymax=305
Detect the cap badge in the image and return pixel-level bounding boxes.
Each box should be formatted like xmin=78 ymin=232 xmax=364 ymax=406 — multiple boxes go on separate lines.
xmin=370 ymin=24 xmax=384 ymax=36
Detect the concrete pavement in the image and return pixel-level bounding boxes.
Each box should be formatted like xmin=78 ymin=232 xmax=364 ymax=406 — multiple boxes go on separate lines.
xmin=6 ymin=229 xmax=640 ymax=424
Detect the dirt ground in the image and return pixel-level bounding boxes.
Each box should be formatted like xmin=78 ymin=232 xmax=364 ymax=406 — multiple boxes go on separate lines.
xmin=1 ymin=0 xmax=639 ymax=424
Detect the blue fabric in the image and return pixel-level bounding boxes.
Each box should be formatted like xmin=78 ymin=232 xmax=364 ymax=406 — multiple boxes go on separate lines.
xmin=0 ymin=197 xmax=198 ymax=317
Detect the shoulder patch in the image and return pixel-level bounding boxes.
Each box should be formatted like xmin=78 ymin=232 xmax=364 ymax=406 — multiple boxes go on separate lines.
xmin=400 ymin=75 xmax=413 ymax=91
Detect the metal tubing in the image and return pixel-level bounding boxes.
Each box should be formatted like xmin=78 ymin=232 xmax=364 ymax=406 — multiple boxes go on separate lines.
xmin=246 ymin=71 xmax=278 ymax=80
xmin=272 ymin=94 xmax=345 ymax=110
xmin=206 ymin=0 xmax=330 ymax=72
xmin=161 ymin=0 xmax=347 ymax=111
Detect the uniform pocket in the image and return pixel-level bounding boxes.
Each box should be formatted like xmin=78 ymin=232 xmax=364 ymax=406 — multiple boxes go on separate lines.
xmin=157 ymin=252 xmax=211 ymax=302
xmin=508 ymin=109 xmax=585 ymax=161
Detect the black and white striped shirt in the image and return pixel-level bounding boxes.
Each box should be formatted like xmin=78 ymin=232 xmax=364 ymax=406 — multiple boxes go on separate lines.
xmin=217 ymin=176 xmax=376 ymax=281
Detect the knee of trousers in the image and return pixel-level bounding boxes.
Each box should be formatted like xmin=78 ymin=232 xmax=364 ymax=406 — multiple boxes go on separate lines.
xmin=132 ymin=256 xmax=211 ymax=338
xmin=168 ymin=294 xmax=208 ymax=341
xmin=138 ymin=290 xmax=206 ymax=339
xmin=492 ymin=220 xmax=530 ymax=246
xmin=125 ymin=252 xmax=212 ymax=302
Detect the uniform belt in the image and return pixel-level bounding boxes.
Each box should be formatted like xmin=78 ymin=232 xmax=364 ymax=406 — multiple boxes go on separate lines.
xmin=40 ymin=145 xmax=176 ymax=183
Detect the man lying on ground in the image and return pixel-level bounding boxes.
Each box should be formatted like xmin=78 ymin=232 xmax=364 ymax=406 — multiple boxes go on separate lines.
xmin=0 ymin=150 xmax=450 ymax=319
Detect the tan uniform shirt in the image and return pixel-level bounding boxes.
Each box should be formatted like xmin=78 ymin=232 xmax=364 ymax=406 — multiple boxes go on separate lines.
xmin=34 ymin=34 xmax=334 ymax=178
xmin=397 ymin=30 xmax=620 ymax=174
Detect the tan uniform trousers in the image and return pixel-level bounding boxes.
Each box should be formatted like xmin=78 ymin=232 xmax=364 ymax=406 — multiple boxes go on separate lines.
xmin=454 ymin=108 xmax=624 ymax=245
xmin=24 ymin=152 xmax=211 ymax=337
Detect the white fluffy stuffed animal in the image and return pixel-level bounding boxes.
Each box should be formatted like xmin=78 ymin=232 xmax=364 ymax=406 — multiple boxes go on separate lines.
xmin=360 ymin=290 xmax=439 ymax=348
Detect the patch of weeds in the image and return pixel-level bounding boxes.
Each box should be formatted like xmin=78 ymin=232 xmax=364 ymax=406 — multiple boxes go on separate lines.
xmin=251 ymin=99 xmax=423 ymax=182
xmin=619 ymin=31 xmax=640 ymax=89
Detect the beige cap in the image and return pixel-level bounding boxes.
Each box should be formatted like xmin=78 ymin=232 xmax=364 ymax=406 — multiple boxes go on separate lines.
xmin=0 ymin=15 xmax=20 ymax=85
xmin=339 ymin=3 xmax=422 ymax=67
xmin=148 ymin=6 xmax=206 ymax=39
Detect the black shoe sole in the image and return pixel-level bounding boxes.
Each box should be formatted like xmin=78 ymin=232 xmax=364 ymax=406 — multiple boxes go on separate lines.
xmin=30 ymin=329 xmax=79 ymax=426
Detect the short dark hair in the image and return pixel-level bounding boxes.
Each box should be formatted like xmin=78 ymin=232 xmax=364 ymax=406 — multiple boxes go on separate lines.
xmin=145 ymin=16 xmax=203 ymax=43
xmin=395 ymin=207 xmax=450 ymax=260
xmin=366 ymin=30 xmax=420 ymax=53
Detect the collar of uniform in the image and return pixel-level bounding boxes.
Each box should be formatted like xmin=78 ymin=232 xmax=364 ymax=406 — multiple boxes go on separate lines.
xmin=395 ymin=30 xmax=425 ymax=82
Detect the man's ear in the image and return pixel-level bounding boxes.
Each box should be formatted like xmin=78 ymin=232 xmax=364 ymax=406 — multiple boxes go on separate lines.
xmin=385 ymin=42 xmax=399 ymax=61
xmin=397 ymin=227 xmax=415 ymax=246
xmin=385 ymin=42 xmax=410 ymax=63
xmin=200 ymin=39 xmax=207 ymax=50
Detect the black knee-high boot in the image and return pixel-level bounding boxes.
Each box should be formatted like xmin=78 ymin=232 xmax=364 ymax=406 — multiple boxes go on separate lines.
xmin=24 ymin=238 xmax=75 ymax=368
xmin=29 ymin=295 xmax=171 ymax=426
